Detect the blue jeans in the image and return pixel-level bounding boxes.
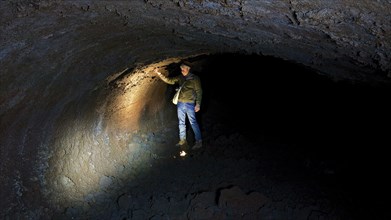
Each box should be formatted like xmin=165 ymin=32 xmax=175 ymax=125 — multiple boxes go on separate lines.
xmin=177 ymin=102 xmax=202 ymax=142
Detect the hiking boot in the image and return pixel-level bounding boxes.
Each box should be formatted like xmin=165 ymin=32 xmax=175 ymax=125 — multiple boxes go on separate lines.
xmin=176 ymin=139 xmax=187 ymax=146
xmin=192 ymin=140 xmax=202 ymax=150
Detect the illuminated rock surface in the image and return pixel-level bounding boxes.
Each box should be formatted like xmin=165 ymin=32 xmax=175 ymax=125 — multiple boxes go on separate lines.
xmin=1 ymin=1 xmax=390 ymax=219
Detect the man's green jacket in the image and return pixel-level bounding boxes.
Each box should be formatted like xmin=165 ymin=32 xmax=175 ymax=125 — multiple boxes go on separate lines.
xmin=158 ymin=73 xmax=202 ymax=106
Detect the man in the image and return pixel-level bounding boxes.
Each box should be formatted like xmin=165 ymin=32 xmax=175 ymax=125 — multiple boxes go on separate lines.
xmin=154 ymin=63 xmax=203 ymax=155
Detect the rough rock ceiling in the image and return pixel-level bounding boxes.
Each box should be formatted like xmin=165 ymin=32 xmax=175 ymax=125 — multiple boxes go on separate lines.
xmin=1 ymin=0 xmax=390 ymax=83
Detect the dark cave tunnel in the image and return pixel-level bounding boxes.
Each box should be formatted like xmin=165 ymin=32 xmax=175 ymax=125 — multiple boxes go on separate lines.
xmin=188 ymin=52 xmax=390 ymax=158
xmin=201 ymin=53 xmax=390 ymax=184
xmin=2 ymin=52 xmax=391 ymax=219
xmin=97 ymin=52 xmax=390 ymax=219
xmin=158 ymin=53 xmax=391 ymax=219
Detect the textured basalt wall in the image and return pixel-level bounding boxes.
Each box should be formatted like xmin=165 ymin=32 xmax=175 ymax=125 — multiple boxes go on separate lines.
xmin=1 ymin=0 xmax=390 ymax=217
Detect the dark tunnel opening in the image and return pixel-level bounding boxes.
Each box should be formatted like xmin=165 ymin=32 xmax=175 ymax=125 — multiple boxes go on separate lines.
xmin=182 ymin=53 xmax=391 ymax=217
xmin=191 ymin=53 xmax=390 ymax=150
xmin=141 ymin=52 xmax=391 ymax=218
xmin=133 ymin=52 xmax=391 ymax=219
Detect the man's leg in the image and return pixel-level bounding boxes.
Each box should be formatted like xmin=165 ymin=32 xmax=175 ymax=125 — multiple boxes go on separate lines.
xmin=186 ymin=103 xmax=202 ymax=143
xmin=177 ymin=102 xmax=187 ymax=146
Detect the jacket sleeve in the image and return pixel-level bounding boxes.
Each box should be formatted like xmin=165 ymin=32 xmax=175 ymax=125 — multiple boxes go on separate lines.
xmin=157 ymin=74 xmax=180 ymax=85
xmin=194 ymin=76 xmax=202 ymax=106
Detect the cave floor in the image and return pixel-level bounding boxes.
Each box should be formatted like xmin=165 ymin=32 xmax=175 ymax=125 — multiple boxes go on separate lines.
xmin=68 ymin=108 xmax=389 ymax=220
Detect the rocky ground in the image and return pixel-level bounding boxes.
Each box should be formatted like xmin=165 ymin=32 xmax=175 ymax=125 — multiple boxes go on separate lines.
xmin=52 ymin=100 xmax=388 ymax=219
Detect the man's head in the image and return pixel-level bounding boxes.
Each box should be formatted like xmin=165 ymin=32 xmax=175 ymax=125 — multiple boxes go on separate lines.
xmin=180 ymin=63 xmax=191 ymax=76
